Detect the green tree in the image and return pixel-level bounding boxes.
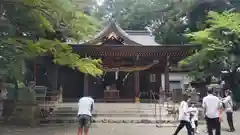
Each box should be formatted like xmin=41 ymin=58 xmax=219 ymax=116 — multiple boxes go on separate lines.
xmin=93 ymin=0 xmax=240 ymax=44
xmin=0 ymin=0 xmax=103 ymax=82
xmin=93 ymin=0 xmax=195 ymax=44
xmin=180 ymin=11 xmax=240 ymax=100
xmin=93 ymin=0 xmax=177 ymax=30
xmin=151 ymin=0 xmax=240 ymax=44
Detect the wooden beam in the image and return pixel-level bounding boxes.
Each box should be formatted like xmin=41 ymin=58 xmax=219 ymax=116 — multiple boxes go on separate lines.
xmin=164 ymin=56 xmax=170 ymax=92
xmin=84 ymin=74 xmax=89 ymax=96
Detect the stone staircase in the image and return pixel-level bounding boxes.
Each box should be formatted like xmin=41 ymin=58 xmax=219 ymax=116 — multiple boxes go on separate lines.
xmin=40 ymin=103 xmax=181 ymax=125
xmin=0 ymin=103 xmax=205 ymax=126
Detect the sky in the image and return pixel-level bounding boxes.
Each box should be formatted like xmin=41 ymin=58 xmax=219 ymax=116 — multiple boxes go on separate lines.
xmin=96 ymin=0 xmax=105 ymax=6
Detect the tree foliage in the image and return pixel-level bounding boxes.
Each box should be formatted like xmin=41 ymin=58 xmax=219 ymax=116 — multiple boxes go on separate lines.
xmin=94 ymin=0 xmax=177 ymax=30
xmin=0 ymin=0 xmax=103 ymax=82
xmin=93 ymin=0 xmax=195 ymax=44
xmin=180 ymin=11 xmax=240 ymax=87
xmin=151 ymin=0 xmax=240 ymax=44
xmin=93 ymin=0 xmax=234 ymax=44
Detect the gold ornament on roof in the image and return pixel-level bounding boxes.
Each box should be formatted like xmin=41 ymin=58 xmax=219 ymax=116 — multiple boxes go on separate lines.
xmin=107 ymin=32 xmax=118 ymax=39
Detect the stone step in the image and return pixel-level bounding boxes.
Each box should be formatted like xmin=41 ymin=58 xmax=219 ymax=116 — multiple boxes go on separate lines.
xmin=51 ymin=112 xmax=170 ymax=117
xmin=51 ymin=109 xmax=170 ymax=117
xmin=51 ymin=105 xmax=175 ymax=118
xmin=55 ymin=107 xmax=169 ymax=112
xmin=56 ymin=108 xmax=168 ymax=113
xmin=40 ymin=116 xmax=205 ymax=124
xmin=52 ymin=108 xmax=168 ymax=113
xmin=54 ymin=103 xmax=178 ymax=110
xmin=39 ymin=116 xmax=181 ymax=124
xmin=57 ymin=104 xmax=174 ymax=108
xmin=53 ymin=109 xmax=168 ymax=113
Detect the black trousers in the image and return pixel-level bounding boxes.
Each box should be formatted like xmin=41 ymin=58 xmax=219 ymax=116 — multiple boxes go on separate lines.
xmin=226 ymin=112 xmax=235 ymax=131
xmin=206 ymin=117 xmax=221 ymax=135
xmin=194 ymin=121 xmax=198 ymax=128
xmin=173 ymin=120 xmax=193 ymax=135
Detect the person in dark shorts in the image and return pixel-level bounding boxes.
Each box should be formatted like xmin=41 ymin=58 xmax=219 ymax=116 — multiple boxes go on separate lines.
xmin=78 ymin=114 xmax=91 ymax=129
xmin=202 ymin=89 xmax=222 ymax=135
xmin=77 ymin=97 xmax=94 ymax=135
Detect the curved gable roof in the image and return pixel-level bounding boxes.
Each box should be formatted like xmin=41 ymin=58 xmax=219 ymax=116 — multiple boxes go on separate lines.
xmin=79 ymin=20 xmax=159 ymax=46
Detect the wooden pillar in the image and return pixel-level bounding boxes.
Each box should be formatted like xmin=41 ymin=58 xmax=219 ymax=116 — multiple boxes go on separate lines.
xmin=164 ymin=56 xmax=170 ymax=92
xmin=52 ymin=65 xmax=59 ymax=91
xmin=34 ymin=63 xmax=37 ymax=84
xmin=134 ymin=71 xmax=140 ymax=98
xmin=46 ymin=64 xmax=58 ymax=91
xmin=84 ymin=74 xmax=89 ymax=96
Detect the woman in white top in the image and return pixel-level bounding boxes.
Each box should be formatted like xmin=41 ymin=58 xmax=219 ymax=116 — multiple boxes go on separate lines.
xmin=223 ymin=90 xmax=235 ymax=132
xmin=173 ymin=94 xmax=193 ymax=135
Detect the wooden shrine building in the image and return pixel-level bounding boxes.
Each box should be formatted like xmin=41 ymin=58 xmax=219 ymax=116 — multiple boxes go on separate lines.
xmin=34 ymin=21 xmax=197 ymax=102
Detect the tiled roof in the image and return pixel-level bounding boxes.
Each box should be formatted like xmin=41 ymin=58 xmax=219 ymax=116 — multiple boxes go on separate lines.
xmin=66 ymin=20 xmax=160 ymax=46
xmin=125 ymin=30 xmax=159 ymax=46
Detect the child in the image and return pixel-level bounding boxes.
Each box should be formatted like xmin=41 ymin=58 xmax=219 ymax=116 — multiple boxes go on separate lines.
xmin=189 ymin=113 xmax=195 ymax=135
xmin=189 ymin=103 xmax=199 ymax=134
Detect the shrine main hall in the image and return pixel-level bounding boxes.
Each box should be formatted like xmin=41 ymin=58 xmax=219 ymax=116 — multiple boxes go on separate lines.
xmin=34 ymin=21 xmax=197 ymax=102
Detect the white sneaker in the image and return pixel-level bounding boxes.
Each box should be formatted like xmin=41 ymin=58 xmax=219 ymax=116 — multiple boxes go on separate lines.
xmin=195 ymin=130 xmax=200 ymax=134
xmin=202 ymin=130 xmax=208 ymax=133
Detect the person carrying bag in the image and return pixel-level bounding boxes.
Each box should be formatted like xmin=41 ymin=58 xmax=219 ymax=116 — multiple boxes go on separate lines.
xmin=222 ymin=90 xmax=235 ymax=132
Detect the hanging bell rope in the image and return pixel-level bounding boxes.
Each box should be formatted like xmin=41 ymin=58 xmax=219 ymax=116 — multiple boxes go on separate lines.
xmin=122 ymin=72 xmax=131 ymax=85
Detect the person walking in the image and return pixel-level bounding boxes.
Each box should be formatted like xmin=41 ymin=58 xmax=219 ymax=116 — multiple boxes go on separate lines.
xmin=0 ymin=79 xmax=7 ymax=118
xmin=202 ymin=89 xmax=222 ymax=135
xmin=189 ymin=103 xmax=199 ymax=134
xmin=223 ymin=90 xmax=235 ymax=132
xmin=77 ymin=96 xmax=94 ymax=135
xmin=172 ymin=94 xmax=193 ymax=135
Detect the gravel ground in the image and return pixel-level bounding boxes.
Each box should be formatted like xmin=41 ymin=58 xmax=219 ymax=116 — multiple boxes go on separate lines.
xmin=0 ymin=123 xmax=239 ymax=135
xmin=0 ymin=111 xmax=240 ymax=135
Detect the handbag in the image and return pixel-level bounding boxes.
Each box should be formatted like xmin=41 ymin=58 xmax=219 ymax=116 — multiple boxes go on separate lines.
xmin=232 ymin=101 xmax=237 ymax=111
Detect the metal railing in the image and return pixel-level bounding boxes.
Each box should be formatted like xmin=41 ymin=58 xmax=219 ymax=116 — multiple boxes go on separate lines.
xmin=35 ymin=86 xmax=61 ymax=118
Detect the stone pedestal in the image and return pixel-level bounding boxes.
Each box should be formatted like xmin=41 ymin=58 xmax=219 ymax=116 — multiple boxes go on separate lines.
xmin=8 ymin=104 xmax=40 ymax=126
xmin=189 ymin=91 xmax=199 ymax=103
xmin=7 ymin=87 xmax=40 ymax=126
xmin=172 ymin=89 xmax=182 ymax=103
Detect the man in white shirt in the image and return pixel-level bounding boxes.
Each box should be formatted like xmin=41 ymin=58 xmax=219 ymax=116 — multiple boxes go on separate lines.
xmin=202 ymin=89 xmax=221 ymax=135
xmin=223 ymin=90 xmax=235 ymax=132
xmin=173 ymin=94 xmax=193 ymax=135
xmin=77 ymin=97 xmax=94 ymax=135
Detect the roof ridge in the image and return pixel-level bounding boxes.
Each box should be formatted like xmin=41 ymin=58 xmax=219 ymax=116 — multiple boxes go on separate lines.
xmin=125 ymin=30 xmax=149 ymax=32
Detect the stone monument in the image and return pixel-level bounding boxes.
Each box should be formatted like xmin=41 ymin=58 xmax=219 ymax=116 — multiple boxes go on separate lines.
xmin=8 ymin=84 xmax=41 ymax=126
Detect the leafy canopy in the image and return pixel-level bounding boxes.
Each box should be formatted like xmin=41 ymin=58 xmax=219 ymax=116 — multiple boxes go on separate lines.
xmin=94 ymin=0 xmax=180 ymax=30
xmin=180 ymin=11 xmax=240 ymax=82
xmin=0 ymin=0 xmax=103 ymax=81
